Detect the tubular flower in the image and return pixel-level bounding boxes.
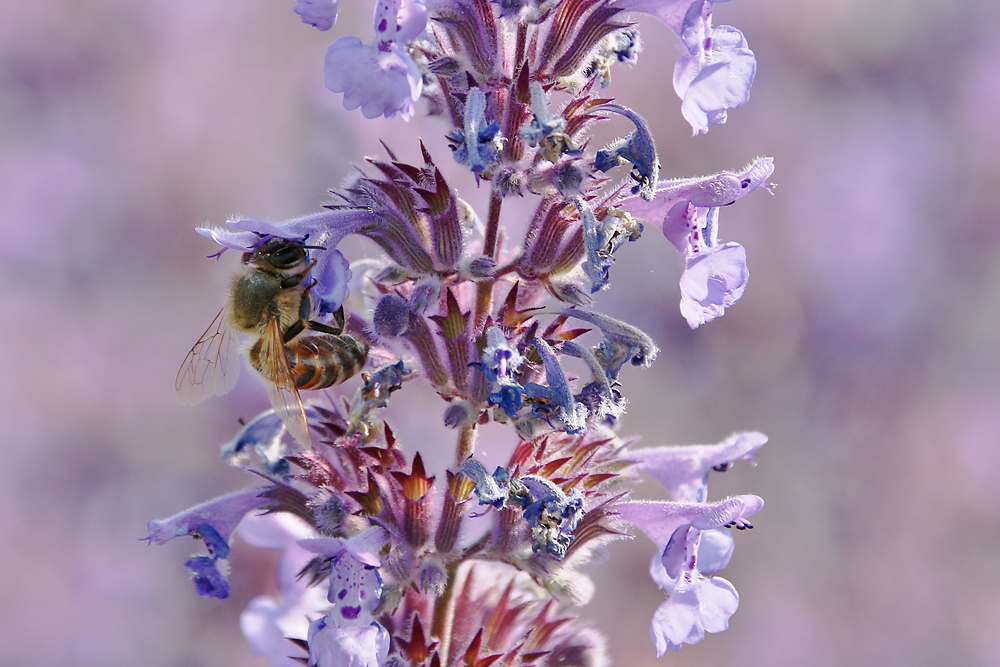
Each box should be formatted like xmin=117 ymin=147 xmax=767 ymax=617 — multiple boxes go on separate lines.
xmin=618 ymin=158 xmax=774 ymax=327
xmin=323 ymin=0 xmax=427 ymax=119
xmin=611 ymin=0 xmax=756 ymax=134
xmin=146 ymin=488 xmax=272 ymax=599
xmin=619 ymin=495 xmax=763 ymax=655
xmin=300 ymin=529 xmax=391 ymax=667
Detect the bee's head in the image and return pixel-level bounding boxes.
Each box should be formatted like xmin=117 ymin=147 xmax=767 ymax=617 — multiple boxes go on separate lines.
xmin=243 ymin=236 xmax=309 ymax=271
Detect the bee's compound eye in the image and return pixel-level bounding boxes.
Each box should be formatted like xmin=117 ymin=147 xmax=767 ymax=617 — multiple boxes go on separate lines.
xmin=270 ymin=244 xmax=307 ymax=269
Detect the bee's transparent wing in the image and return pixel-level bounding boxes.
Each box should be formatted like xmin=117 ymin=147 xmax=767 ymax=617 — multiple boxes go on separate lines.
xmin=257 ymin=316 xmax=312 ymax=447
xmin=175 ymin=308 xmax=241 ymax=405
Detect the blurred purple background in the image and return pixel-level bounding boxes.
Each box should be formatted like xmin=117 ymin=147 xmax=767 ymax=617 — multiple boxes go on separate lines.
xmin=3 ymin=0 xmax=1000 ymax=665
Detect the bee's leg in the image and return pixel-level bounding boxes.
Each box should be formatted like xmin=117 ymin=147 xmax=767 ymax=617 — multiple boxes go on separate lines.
xmin=305 ymin=306 xmax=346 ymax=336
xmin=306 ymin=321 xmax=343 ymax=335
xmin=299 ymin=277 xmax=319 ymax=298
xmin=299 ymin=291 xmax=313 ymax=322
xmin=283 ymin=319 xmax=305 ymax=343
xmin=279 ymin=260 xmax=317 ymax=289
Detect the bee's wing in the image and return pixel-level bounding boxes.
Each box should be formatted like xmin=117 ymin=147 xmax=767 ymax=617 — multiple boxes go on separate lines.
xmin=257 ymin=315 xmax=312 ymax=447
xmin=175 ymin=307 xmax=241 ymax=405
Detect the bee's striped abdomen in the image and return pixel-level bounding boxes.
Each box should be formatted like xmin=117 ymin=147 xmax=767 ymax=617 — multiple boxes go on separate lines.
xmin=286 ymin=334 xmax=368 ymax=389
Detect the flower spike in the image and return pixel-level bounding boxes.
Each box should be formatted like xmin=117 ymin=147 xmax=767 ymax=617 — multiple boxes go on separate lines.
xmin=158 ymin=0 xmax=774 ymax=660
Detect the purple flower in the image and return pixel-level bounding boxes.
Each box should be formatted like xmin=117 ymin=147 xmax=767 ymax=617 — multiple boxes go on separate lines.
xmin=611 ymin=0 xmax=755 ymax=134
xmin=517 ymin=475 xmax=584 ymax=557
xmin=474 ymin=327 xmax=525 ymax=418
xmin=679 ymin=240 xmax=748 ymax=328
xmin=594 ymin=104 xmax=659 ymax=201
xmin=523 ymin=337 xmax=588 ymax=434
xmin=460 ymin=458 xmax=509 ymax=507
xmin=325 ymin=39 xmax=422 ymax=120
xmin=618 ymin=496 xmax=762 ymax=655
xmin=299 ymin=528 xmax=390 ymax=667
xmin=238 ymin=514 xmax=327 ymax=666
xmin=673 ymin=4 xmax=756 ymax=135
xmin=617 ymin=495 xmax=762 ymax=550
xmin=618 ymin=157 xmax=775 ymax=237
xmin=549 ymin=308 xmax=658 ymax=371
xmin=185 ymin=556 xmax=231 ymax=599
xmin=631 ymin=431 xmax=767 ymax=502
xmin=616 ymin=158 xmax=774 ymax=327
xmin=197 ymin=211 xmax=375 ymax=315
xmin=572 ymin=197 xmax=643 ymax=293
xmin=479 ymin=327 xmax=523 ymax=384
xmin=197 ymin=210 xmax=374 ymax=253
xmin=522 ymin=81 xmax=578 ymax=163
xmin=146 ymin=487 xmax=272 ymax=549
xmin=649 ymin=576 xmax=739 ymax=654
xmin=307 ymin=617 xmax=390 ymax=667
xmin=295 ymin=0 xmax=339 ymax=31
xmin=299 ymin=528 xmax=388 ymax=614
xmin=220 ymin=409 xmax=293 ymax=478
xmin=323 ymin=0 xmax=427 ymax=120
xmin=610 ymin=0 xmax=700 ymax=32
xmin=561 ymin=339 xmax=627 ymax=426
xmin=449 ymin=88 xmax=502 ymax=176
xmin=146 ymin=487 xmax=272 ymax=599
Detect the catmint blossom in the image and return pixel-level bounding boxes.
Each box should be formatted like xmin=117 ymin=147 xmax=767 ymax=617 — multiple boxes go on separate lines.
xmin=295 ymin=0 xmax=340 ymax=30
xmin=632 ymin=431 xmax=767 ymax=502
xmin=301 ymin=529 xmax=390 ymax=667
xmin=475 ymin=326 xmax=525 ymax=418
xmin=323 ymin=0 xmax=427 ymax=119
xmin=524 ymin=337 xmax=588 ymax=434
xmin=673 ymin=3 xmax=756 ymax=135
xmin=449 ymin=87 xmax=503 ymax=176
xmin=595 ymin=104 xmax=660 ymax=201
xmin=197 ymin=211 xmax=374 ymax=315
xmin=619 ymin=495 xmax=763 ymax=654
xmin=155 ymin=0 xmax=775 ymax=661
xmin=238 ymin=513 xmax=328 ymax=665
xmin=618 ymin=158 xmax=774 ymax=327
xmin=612 ymin=0 xmax=756 ymax=134
xmin=146 ymin=487 xmax=272 ymax=599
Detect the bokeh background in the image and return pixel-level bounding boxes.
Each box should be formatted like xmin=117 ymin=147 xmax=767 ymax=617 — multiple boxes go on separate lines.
xmin=3 ymin=0 xmax=1000 ymax=665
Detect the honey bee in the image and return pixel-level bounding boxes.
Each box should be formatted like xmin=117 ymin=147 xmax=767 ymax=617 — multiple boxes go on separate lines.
xmin=176 ymin=236 xmax=368 ymax=445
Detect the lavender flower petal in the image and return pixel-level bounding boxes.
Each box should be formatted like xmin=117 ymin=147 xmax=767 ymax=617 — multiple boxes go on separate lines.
xmin=674 ymin=23 xmax=756 ymax=135
xmin=146 ymin=487 xmax=272 ymax=548
xmin=617 ymin=495 xmax=764 ymax=551
xmin=295 ymin=0 xmax=339 ymax=30
xmin=649 ymin=578 xmax=739 ymax=654
xmin=324 ymin=38 xmax=422 ymax=120
xmin=307 ymin=617 xmax=390 ymax=667
xmin=679 ymin=241 xmax=748 ymax=329
xmin=631 ymin=431 xmax=767 ymax=501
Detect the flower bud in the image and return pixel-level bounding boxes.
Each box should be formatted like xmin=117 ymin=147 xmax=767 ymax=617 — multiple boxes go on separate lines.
xmin=418 ymin=558 xmax=448 ymax=597
xmin=373 ymin=293 xmax=412 ymax=337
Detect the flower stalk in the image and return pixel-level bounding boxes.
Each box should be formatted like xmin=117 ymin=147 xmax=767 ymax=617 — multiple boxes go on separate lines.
xmin=153 ymin=0 xmax=776 ymax=664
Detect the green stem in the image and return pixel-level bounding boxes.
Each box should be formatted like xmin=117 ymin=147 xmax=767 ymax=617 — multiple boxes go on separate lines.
xmin=482 ymin=188 xmax=503 ymax=261
xmin=474 ymin=188 xmax=504 ymax=335
xmin=432 ymin=561 xmax=462 ymax=665
xmin=456 ymin=422 xmax=478 ymax=466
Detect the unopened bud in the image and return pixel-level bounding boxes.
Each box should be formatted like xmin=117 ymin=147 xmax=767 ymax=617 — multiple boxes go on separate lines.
xmin=373 ymin=293 xmax=412 ymax=337
xmin=418 ymin=558 xmax=448 ymax=597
